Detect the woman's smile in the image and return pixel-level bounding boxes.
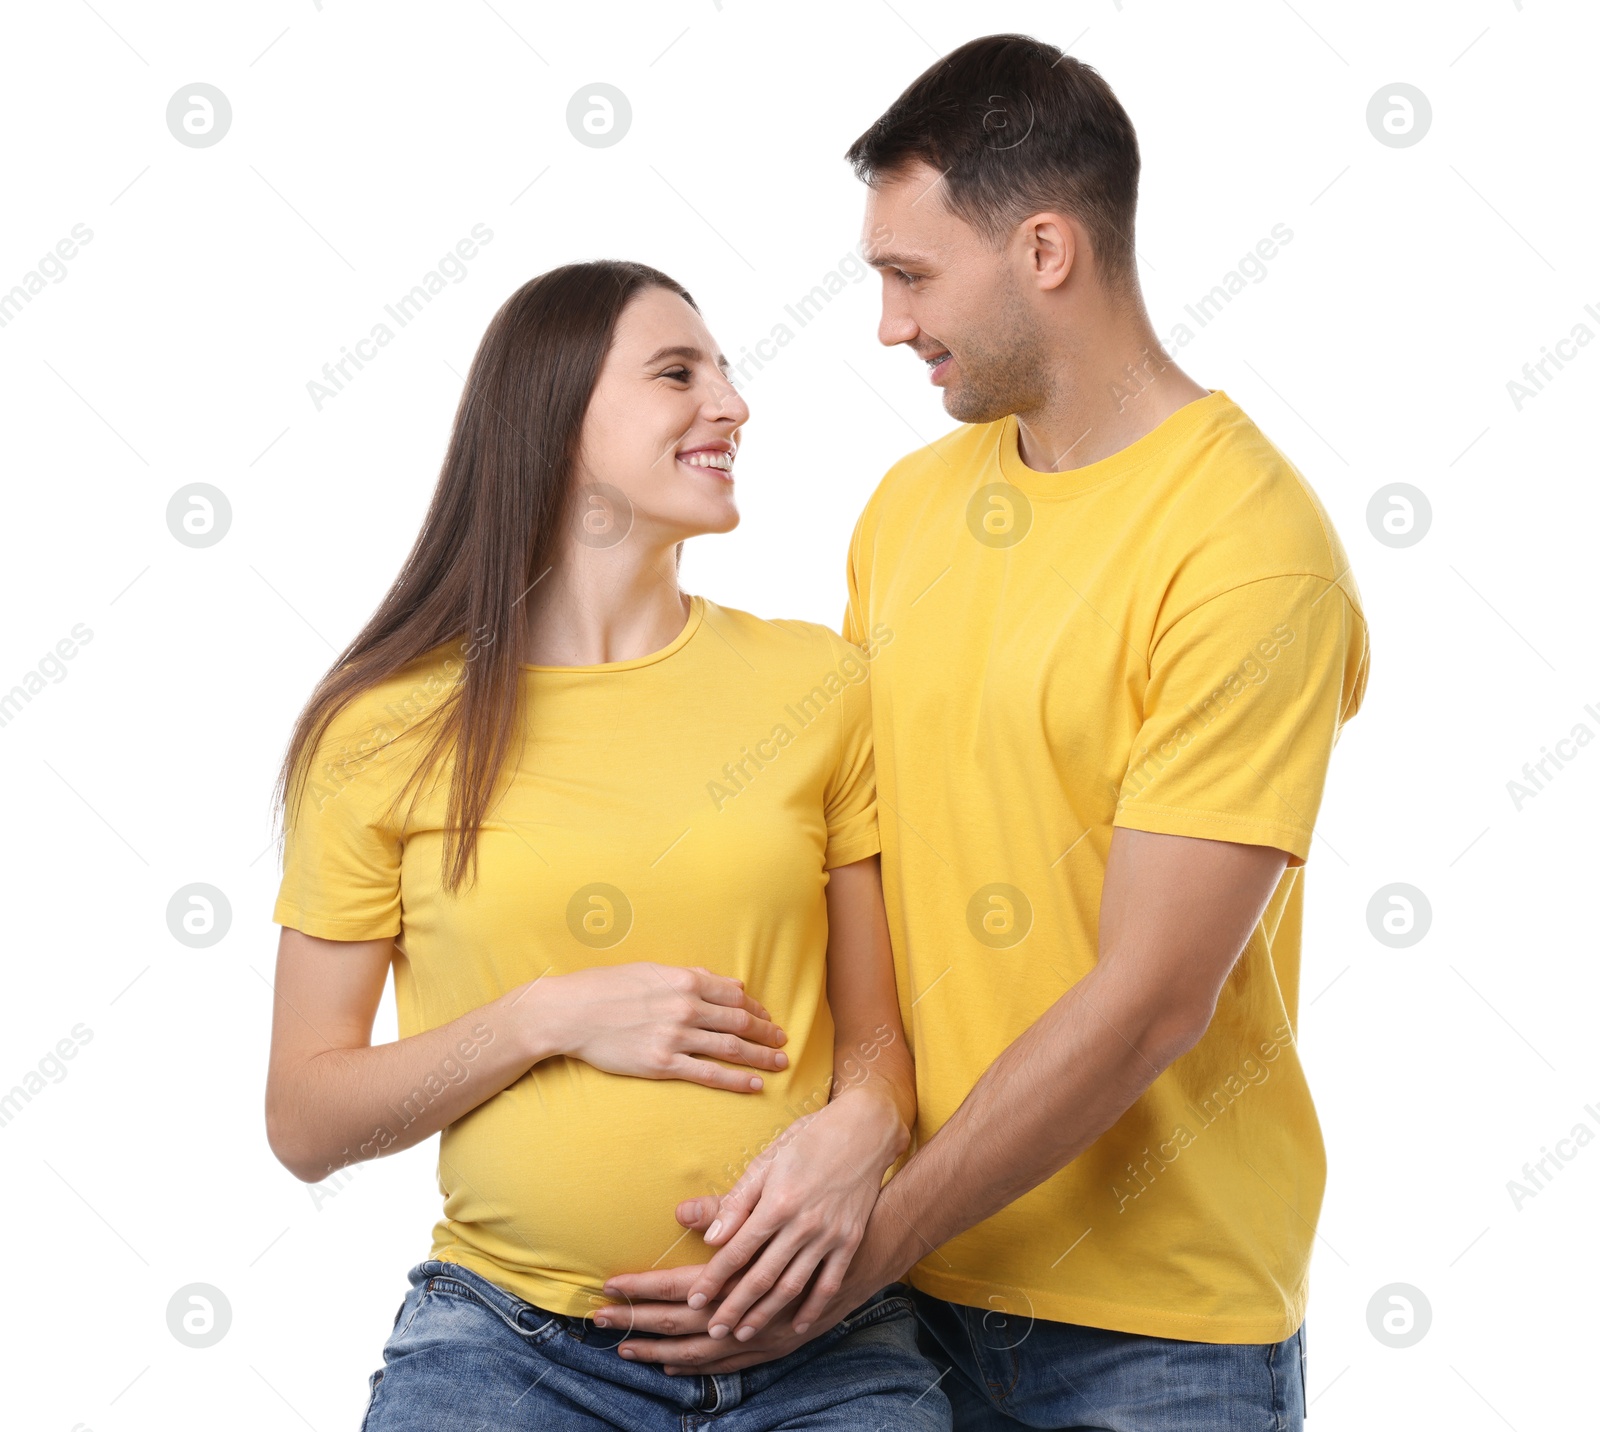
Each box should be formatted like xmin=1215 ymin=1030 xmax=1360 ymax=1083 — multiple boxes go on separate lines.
xmin=676 ymin=439 xmax=736 ymax=478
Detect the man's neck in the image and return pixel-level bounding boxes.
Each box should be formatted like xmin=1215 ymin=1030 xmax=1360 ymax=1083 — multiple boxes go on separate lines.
xmin=1012 ymin=325 xmax=1210 ymax=473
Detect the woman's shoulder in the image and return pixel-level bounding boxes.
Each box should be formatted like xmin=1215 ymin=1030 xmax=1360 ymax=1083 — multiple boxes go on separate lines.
xmin=697 ymin=598 xmax=867 ymax=679
xmin=310 ymin=643 xmax=465 ymax=761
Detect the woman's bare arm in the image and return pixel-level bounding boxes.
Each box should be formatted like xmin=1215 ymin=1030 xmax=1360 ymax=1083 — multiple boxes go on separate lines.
xmin=264 ymin=928 xmax=555 ymax=1182
xmin=264 ymin=926 xmax=790 ymax=1184
xmin=822 ymin=854 xmax=915 ymax=1140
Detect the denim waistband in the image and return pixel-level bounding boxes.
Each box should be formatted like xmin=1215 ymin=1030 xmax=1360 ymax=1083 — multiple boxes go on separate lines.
xmin=410 ymin=1259 xmax=593 ymax=1339
xmin=412 ymin=1257 xmax=910 ymax=1349
xmin=408 ymin=1258 xmax=923 ymax=1418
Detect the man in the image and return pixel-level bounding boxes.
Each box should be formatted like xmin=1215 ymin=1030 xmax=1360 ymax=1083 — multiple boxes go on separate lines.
xmin=599 ymin=33 xmax=1369 ymax=1429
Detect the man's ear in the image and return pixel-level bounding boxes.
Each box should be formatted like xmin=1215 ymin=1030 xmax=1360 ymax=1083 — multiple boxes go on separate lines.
xmin=1021 ymin=212 xmax=1078 ymax=292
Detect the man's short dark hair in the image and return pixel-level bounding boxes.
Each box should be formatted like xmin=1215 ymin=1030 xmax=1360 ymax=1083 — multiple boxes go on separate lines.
xmin=845 ymin=34 xmax=1141 ymax=288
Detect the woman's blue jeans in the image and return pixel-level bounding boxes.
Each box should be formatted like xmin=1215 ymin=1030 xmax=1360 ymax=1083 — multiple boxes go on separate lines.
xmin=359 ymin=1258 xmax=953 ymax=1430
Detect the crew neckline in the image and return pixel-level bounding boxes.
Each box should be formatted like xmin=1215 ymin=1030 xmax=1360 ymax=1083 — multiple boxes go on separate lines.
xmin=521 ymin=593 xmax=705 ymax=673
xmin=995 ymin=388 xmax=1232 ymax=497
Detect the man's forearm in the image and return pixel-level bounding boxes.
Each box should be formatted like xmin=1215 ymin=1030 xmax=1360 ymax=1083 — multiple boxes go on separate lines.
xmin=617 ymin=833 xmax=1284 ymax=1352
xmin=863 ymin=964 xmax=1194 ymax=1282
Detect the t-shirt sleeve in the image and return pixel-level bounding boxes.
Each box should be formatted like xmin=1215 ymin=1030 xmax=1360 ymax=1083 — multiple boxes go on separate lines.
xmin=842 ymin=502 xmax=871 ymax=647
xmin=1113 ymin=573 xmax=1369 ymax=868
xmin=272 ymin=715 xmax=406 ymax=941
xmin=822 ymin=636 xmax=881 ymax=870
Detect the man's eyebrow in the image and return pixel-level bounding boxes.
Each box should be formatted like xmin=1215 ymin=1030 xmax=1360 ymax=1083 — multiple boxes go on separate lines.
xmin=864 ymin=251 xmax=926 ymax=271
xmin=643 ymin=344 xmax=730 ymax=372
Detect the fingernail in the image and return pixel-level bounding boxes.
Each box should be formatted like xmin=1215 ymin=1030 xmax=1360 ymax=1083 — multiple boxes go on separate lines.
xmin=709 ymin=1324 xmax=728 ymax=1338
xmin=775 ymin=1052 xmax=788 ymax=1067
xmin=794 ymin=1321 xmax=810 ymax=1334
xmin=688 ymin=1293 xmax=706 ymax=1309
xmin=748 ymin=1076 xmax=763 ymax=1090
xmin=593 ymin=1317 xmax=609 ymax=1327
xmin=736 ymin=1326 xmax=755 ymax=1342
xmin=706 ymin=1220 xmax=722 ymax=1241
xmin=619 ymin=1347 xmax=635 ymax=1359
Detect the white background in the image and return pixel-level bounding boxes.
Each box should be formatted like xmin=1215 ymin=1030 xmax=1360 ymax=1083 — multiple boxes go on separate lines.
xmin=2 ymin=1 xmax=1594 ymax=1428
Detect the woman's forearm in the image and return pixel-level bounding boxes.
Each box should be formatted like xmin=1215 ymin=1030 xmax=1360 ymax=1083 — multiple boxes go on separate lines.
xmin=830 ymin=1020 xmax=915 ymax=1154
xmin=269 ymin=979 xmax=556 ymax=1182
xmin=267 ymin=931 xmax=794 ymax=1185
xmin=822 ymin=856 xmax=917 ymax=1154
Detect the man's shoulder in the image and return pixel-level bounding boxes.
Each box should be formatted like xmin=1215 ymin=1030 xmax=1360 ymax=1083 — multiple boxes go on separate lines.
xmin=1179 ymin=394 xmax=1362 ymax=608
xmin=855 ymin=420 xmax=1002 ymax=529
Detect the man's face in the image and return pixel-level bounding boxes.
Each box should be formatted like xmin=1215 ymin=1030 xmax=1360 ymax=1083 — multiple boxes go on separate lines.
xmin=861 ymin=160 xmax=1052 ymax=424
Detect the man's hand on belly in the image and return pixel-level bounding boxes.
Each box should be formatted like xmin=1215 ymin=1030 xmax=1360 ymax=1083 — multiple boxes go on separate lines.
xmin=592 ymin=1211 xmax=901 ymax=1375
xmin=592 ymin=1086 xmax=907 ymax=1368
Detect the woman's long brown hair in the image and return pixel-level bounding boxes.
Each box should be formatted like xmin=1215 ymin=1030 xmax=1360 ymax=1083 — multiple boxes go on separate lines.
xmin=273 ymin=260 xmax=698 ymax=892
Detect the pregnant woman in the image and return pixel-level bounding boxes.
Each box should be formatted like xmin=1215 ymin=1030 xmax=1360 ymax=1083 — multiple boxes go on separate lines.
xmin=264 ymin=260 xmax=949 ymax=1430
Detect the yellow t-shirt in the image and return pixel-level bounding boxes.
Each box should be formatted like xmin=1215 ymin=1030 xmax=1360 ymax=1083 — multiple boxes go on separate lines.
xmin=843 ymin=390 xmax=1369 ymax=1343
xmin=273 ymin=596 xmax=881 ymax=1317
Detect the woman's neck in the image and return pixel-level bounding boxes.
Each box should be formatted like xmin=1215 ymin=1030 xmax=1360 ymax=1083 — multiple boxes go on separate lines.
xmin=519 ymin=542 xmax=689 ymax=668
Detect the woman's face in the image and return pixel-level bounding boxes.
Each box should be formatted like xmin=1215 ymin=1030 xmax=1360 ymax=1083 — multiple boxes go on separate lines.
xmin=572 ymin=286 xmax=749 ymax=550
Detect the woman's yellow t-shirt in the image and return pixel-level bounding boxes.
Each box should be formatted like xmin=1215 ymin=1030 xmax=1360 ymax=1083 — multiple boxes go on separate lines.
xmin=272 ymin=596 xmax=880 ymax=1316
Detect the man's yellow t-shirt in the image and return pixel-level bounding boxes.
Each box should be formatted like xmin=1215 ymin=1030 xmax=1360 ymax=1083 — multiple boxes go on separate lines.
xmin=843 ymin=389 xmax=1369 ymax=1343
xmin=273 ymin=596 xmax=882 ymax=1317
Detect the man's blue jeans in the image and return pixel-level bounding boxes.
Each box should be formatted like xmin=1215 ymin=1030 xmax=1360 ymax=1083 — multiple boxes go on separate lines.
xmin=359 ymin=1259 xmax=953 ymax=1429
xmin=909 ymin=1286 xmax=1306 ymax=1430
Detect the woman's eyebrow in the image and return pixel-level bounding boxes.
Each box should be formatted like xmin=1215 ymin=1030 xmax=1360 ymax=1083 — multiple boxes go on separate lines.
xmin=642 ymin=343 xmax=731 ymax=373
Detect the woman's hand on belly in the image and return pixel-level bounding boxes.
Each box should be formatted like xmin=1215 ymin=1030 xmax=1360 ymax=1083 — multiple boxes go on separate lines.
xmin=529 ymin=961 xmax=790 ymax=1091
xmin=663 ymin=1085 xmax=910 ymax=1342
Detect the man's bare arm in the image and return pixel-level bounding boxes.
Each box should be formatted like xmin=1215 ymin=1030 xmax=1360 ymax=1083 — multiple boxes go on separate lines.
xmin=838 ymin=826 xmax=1291 ymax=1307
xmin=598 ymin=826 xmax=1291 ymax=1364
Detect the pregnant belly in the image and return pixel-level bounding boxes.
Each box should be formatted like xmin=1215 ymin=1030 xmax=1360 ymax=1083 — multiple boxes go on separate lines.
xmin=433 ymin=1043 xmax=833 ymax=1317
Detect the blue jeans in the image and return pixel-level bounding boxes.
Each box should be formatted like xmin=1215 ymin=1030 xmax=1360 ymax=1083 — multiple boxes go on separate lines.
xmin=909 ymin=1287 xmax=1306 ymax=1431
xmin=360 ymin=1259 xmax=953 ymax=1430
